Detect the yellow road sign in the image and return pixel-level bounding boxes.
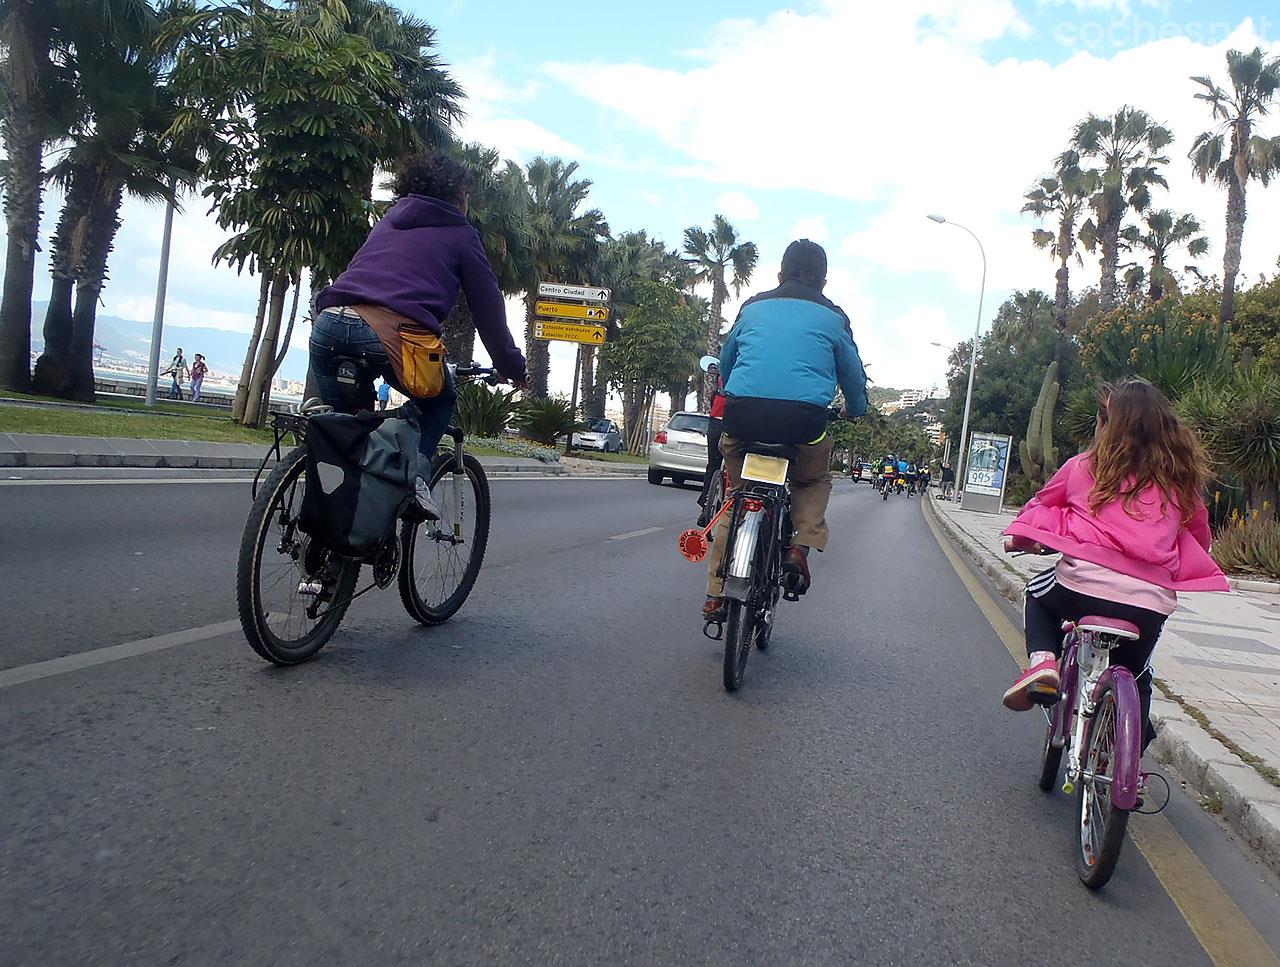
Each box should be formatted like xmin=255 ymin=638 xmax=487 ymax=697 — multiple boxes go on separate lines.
xmin=534 ymin=321 xmax=606 ymax=344
xmin=535 ymin=300 xmax=609 ymax=322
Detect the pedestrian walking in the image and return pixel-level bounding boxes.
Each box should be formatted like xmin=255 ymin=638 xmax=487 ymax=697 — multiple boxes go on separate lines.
xmin=163 ymin=348 xmax=189 ymax=401
xmin=377 ymin=378 xmax=391 ymax=411
xmin=190 ymin=353 xmax=208 ymax=402
xmin=940 ymin=462 xmax=956 ymax=500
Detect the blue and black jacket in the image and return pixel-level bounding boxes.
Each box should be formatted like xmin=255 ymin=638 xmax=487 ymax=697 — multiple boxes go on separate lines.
xmin=719 ymin=280 xmax=868 ymax=445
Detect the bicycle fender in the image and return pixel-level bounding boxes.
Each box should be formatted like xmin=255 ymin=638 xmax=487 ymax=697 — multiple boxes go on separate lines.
xmin=721 ymin=575 xmax=752 ymax=603
xmin=1092 ymin=666 xmax=1142 ymax=811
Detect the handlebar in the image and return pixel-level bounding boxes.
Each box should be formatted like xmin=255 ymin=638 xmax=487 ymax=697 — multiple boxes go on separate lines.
xmin=453 ymin=365 xmax=503 ymax=386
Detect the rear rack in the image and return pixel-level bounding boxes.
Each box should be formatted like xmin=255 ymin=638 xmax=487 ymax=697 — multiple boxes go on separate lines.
xmin=251 ymin=412 xmax=309 ymax=499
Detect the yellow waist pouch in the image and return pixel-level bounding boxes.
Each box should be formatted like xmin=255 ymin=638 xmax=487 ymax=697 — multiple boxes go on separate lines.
xmin=399 ymin=327 xmax=447 ymax=399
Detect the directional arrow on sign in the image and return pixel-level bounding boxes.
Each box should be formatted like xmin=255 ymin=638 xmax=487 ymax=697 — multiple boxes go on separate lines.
xmin=535 ymin=300 xmax=610 ymax=322
xmin=538 ymin=282 xmax=611 ymax=303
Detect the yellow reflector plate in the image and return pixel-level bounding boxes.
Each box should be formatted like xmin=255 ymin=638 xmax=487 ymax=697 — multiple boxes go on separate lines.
xmin=742 ymin=453 xmax=789 ymax=485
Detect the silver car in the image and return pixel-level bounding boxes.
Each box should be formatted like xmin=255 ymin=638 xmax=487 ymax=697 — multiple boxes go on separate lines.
xmin=648 ymin=411 xmax=710 ymax=486
xmin=573 ymin=417 xmax=623 ymax=453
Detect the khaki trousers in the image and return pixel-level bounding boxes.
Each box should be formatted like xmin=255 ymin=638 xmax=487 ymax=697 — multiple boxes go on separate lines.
xmin=706 ymin=433 xmax=834 ymax=596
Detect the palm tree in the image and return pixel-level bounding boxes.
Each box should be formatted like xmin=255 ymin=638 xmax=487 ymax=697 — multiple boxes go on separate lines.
xmin=36 ymin=33 xmax=195 ymax=400
xmin=440 ymin=142 xmax=531 ymax=365
xmin=1119 ymin=209 xmax=1209 ymax=302
xmin=1072 ymin=106 xmax=1173 ymax=311
xmin=0 ymin=0 xmax=152 ymax=390
xmin=682 ymin=214 xmax=758 ymax=409
xmin=521 ymin=157 xmax=608 ymax=398
xmin=1189 ymin=47 xmax=1280 ymax=332
xmin=1022 ymin=151 xmax=1096 ymax=355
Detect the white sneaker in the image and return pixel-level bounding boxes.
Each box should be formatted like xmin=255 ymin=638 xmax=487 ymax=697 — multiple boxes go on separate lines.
xmin=412 ymin=476 xmax=441 ymax=521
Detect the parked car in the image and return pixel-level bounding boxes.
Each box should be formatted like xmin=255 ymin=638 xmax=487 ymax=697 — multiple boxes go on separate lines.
xmin=648 ymin=411 xmax=710 ymax=486
xmin=855 ymin=461 xmax=874 ymax=482
xmin=573 ymin=418 xmax=623 ymax=453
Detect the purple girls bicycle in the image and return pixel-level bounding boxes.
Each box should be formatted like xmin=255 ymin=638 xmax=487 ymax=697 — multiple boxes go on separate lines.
xmin=1006 ymin=536 xmax=1167 ymax=889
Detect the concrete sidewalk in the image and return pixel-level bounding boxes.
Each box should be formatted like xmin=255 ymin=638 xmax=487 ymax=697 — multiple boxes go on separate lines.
xmin=0 ymin=432 xmax=564 ymax=476
xmin=925 ymin=493 xmax=1280 ymax=874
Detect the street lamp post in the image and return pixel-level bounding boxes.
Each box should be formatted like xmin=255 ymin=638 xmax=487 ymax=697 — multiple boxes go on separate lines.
xmin=927 ymin=214 xmax=986 ymax=504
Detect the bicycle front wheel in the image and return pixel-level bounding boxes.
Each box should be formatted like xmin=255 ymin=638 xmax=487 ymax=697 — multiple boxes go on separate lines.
xmin=1075 ymin=685 xmax=1130 ymax=888
xmin=398 ymin=451 xmax=491 ymax=625
xmin=236 ymin=445 xmax=360 ymax=665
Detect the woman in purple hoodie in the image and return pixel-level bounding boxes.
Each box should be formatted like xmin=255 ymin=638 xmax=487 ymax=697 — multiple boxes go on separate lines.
xmin=312 ymin=152 xmax=527 ymax=518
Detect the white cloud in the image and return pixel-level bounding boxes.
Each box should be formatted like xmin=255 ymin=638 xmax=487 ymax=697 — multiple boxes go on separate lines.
xmin=789 ymin=216 xmax=829 ymax=242
xmin=453 ymin=53 xmax=583 ymax=162
xmin=714 ymin=191 xmax=759 ymax=221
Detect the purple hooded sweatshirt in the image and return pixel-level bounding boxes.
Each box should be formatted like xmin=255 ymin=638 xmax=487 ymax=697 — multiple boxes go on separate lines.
xmin=316 ymin=194 xmax=526 ymax=380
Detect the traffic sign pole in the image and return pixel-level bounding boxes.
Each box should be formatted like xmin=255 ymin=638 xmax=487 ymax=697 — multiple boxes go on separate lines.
xmin=565 ymin=344 xmax=582 ymax=457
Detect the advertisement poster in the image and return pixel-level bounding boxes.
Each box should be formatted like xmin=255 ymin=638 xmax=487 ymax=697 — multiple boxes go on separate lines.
xmin=964 ymin=432 xmax=1012 ymax=499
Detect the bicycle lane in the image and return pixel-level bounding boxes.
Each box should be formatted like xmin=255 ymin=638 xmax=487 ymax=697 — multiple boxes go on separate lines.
xmin=920 ymin=493 xmax=1280 ymax=965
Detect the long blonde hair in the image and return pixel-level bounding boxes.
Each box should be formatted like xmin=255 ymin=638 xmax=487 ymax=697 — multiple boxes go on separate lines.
xmin=1088 ymin=379 xmax=1208 ymax=524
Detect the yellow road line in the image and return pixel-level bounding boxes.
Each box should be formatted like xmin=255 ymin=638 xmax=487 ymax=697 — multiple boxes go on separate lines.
xmin=922 ymin=500 xmax=1279 ymax=967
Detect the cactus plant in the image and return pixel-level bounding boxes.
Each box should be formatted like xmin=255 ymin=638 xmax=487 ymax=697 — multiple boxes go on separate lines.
xmin=1019 ymin=361 xmax=1060 ymax=490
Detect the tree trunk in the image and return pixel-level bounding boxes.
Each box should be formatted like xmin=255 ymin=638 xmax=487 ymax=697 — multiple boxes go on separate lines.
xmin=233 ymin=273 xmax=272 ymax=422
xmin=441 ymin=292 xmax=477 ymax=365
xmin=66 ymin=180 xmax=125 ymax=402
xmin=0 ymin=102 xmax=43 ymax=392
xmin=1099 ymin=217 xmax=1121 ymax=312
xmin=1054 ymin=212 xmax=1073 ymax=336
xmin=524 ymin=296 xmax=549 ymax=398
xmin=699 ymin=274 xmax=727 ymax=410
xmin=1220 ymin=176 xmax=1246 ymax=334
xmin=243 ymin=274 xmax=289 ymax=428
xmin=31 ymin=277 xmax=75 ymax=396
xmin=257 ymin=274 xmax=302 ymax=419
xmin=580 ymin=346 xmax=605 ymax=420
xmin=667 ymin=377 xmax=689 ymax=414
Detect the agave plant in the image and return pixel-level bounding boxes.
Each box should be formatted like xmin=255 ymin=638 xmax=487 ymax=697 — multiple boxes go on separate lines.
xmin=515 ymin=396 xmax=588 ymax=446
xmin=454 ymin=381 xmax=520 ymax=438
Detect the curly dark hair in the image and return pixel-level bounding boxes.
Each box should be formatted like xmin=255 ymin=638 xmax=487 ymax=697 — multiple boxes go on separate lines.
xmin=780 ymin=238 xmax=827 ymax=288
xmin=392 ymin=152 xmax=473 ymax=205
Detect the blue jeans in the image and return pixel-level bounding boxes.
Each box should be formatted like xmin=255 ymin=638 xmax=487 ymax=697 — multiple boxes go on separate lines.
xmin=309 ymin=308 xmax=455 ymax=480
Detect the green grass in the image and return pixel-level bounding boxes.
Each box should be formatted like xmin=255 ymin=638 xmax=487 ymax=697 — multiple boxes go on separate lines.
xmin=0 ymin=388 xmax=227 ymax=418
xmin=0 ymin=404 xmax=273 ymax=445
xmin=566 ymin=449 xmax=648 ymax=464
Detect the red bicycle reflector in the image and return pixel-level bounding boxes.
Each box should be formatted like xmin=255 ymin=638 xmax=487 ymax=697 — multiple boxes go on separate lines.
xmin=742 ymin=497 xmax=764 ymax=512
xmin=678 ymin=529 xmax=709 ymax=562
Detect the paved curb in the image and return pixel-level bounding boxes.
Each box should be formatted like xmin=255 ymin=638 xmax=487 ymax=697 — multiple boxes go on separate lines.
xmin=922 ymin=495 xmax=1280 ymax=877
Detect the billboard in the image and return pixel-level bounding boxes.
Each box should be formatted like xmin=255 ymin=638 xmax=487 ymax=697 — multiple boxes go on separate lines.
xmin=964 ymin=432 xmax=1012 ymax=499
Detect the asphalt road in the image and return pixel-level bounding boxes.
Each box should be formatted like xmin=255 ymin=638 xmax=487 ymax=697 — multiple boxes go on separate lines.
xmin=2 ymin=471 xmax=1278 ymax=965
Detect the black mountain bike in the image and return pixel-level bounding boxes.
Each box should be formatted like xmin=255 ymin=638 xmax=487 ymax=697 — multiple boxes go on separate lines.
xmin=709 ymin=408 xmax=844 ymax=691
xmin=236 ymin=365 xmax=498 ymax=665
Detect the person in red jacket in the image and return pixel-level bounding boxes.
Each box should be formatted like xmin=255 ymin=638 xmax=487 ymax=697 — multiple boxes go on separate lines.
xmin=1001 ymin=379 xmax=1228 ymax=752
xmin=696 ymin=356 xmax=726 ymax=527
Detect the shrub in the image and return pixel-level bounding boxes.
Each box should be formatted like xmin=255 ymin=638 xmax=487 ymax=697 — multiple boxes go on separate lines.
xmin=1212 ymin=511 xmax=1280 ymax=580
xmin=468 ymin=435 xmax=559 ymax=463
xmin=455 ymin=382 xmax=520 ymax=438
xmin=515 ymin=397 xmax=587 ymax=446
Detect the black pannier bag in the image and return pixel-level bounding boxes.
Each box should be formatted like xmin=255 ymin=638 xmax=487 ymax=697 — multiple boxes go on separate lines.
xmin=299 ymin=404 xmax=420 ymax=556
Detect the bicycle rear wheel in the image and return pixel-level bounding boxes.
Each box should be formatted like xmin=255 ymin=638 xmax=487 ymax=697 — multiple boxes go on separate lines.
xmin=723 ymin=598 xmax=756 ymax=691
xmin=398 ymin=451 xmax=491 ymax=624
xmin=1075 ymin=685 xmax=1130 ymax=888
xmin=236 ymin=445 xmax=360 ymax=665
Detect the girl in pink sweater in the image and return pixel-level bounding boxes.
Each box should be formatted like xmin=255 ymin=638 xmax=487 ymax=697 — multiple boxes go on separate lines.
xmin=1001 ymin=380 xmax=1228 ymax=750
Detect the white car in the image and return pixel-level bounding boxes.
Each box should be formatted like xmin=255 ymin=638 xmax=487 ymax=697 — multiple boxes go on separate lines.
xmin=648 ymin=411 xmax=710 ymax=486
xmin=573 ymin=418 xmax=623 ymax=453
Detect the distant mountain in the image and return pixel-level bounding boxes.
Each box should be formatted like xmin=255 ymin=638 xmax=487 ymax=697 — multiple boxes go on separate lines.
xmin=30 ymin=302 xmax=309 ymax=382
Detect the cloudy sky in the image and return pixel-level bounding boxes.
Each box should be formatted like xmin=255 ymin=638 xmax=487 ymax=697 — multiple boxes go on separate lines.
xmin=20 ymin=0 xmax=1280 ymax=396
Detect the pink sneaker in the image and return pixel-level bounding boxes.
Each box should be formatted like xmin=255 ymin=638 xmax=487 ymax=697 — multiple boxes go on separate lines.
xmin=1002 ymin=658 xmax=1060 ymax=711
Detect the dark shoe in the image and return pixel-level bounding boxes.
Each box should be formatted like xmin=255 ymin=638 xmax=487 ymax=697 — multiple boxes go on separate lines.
xmin=703 ymin=597 xmax=726 ymax=622
xmin=782 ymin=546 xmax=811 ymax=595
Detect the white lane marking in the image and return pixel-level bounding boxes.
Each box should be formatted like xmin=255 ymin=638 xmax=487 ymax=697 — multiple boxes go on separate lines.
xmin=0 ymin=477 xmax=254 ymax=487
xmin=609 ymin=526 xmax=665 ymax=541
xmin=0 ymin=619 xmax=243 ymax=689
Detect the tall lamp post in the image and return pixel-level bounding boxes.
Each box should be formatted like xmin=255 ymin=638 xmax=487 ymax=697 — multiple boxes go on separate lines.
xmin=927 ymin=214 xmax=986 ymax=503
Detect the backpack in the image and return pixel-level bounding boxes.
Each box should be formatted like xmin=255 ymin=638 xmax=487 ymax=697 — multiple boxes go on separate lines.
xmin=299 ymin=405 xmax=420 ymax=557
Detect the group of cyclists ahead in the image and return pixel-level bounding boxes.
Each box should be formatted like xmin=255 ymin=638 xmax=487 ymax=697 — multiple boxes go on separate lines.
xmin=874 ymin=456 xmax=931 ymax=497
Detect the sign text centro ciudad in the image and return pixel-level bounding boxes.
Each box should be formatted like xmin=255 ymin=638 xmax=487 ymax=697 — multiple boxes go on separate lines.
xmin=533 ymin=282 xmax=612 ymax=343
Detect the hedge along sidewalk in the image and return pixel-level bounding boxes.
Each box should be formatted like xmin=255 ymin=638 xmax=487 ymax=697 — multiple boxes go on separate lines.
xmin=925 ymin=493 xmax=1280 ymax=876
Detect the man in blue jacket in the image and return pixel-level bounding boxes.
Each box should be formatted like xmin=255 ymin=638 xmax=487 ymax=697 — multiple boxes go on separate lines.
xmin=704 ymin=239 xmax=868 ymax=619
xmin=313 ymin=152 xmax=527 ymax=518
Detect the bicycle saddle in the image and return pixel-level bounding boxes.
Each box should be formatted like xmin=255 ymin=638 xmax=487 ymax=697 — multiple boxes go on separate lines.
xmin=1077 ymin=616 xmax=1141 ymax=640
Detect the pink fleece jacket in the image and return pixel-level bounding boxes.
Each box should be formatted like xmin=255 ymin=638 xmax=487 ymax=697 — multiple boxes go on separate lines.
xmin=1003 ymin=454 xmax=1229 ymax=592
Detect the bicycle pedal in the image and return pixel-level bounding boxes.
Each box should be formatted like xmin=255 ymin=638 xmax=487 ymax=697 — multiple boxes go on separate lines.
xmin=702 ymin=619 xmax=724 ymax=641
xmin=1029 ymin=684 xmax=1059 ymax=707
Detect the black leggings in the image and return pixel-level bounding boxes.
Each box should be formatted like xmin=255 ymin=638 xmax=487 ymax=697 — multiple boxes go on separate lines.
xmin=698 ymin=419 xmax=724 ymax=507
xmin=1024 ymin=569 xmax=1168 ymax=752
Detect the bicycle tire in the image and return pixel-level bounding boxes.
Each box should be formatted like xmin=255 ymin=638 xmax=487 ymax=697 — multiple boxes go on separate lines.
xmin=1038 ymin=722 xmax=1064 ymax=792
xmin=723 ymin=598 xmax=755 ymax=691
xmin=236 ymin=445 xmax=360 ymax=665
xmin=1075 ymin=685 xmax=1130 ymax=889
xmin=398 ymin=450 xmax=491 ymax=625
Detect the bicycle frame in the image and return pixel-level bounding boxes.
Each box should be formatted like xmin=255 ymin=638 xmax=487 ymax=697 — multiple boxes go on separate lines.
xmin=1048 ymin=627 xmax=1143 ymax=811
xmin=717 ymin=482 xmax=788 ymax=604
